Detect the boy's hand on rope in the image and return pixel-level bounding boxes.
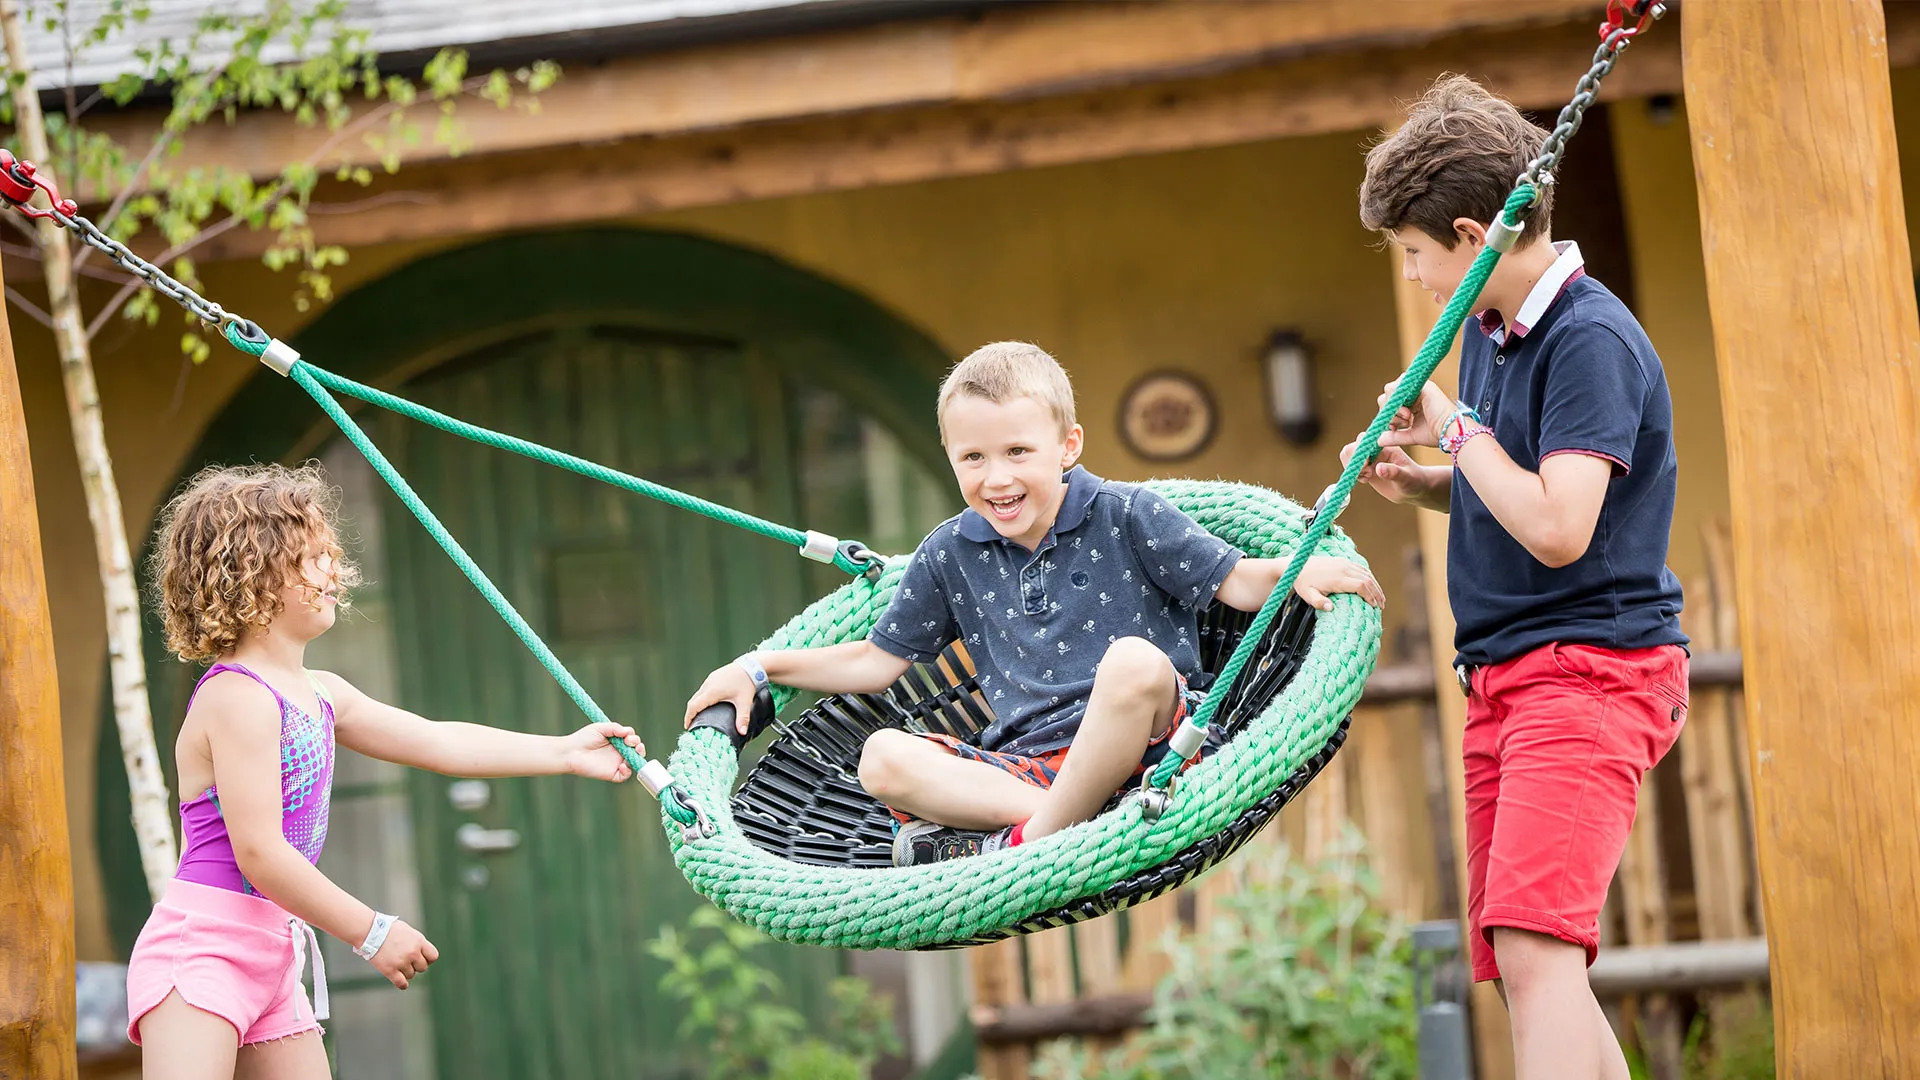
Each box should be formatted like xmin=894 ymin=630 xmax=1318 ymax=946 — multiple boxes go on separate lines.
xmin=684 ymin=664 xmax=757 ymax=735
xmin=368 ymin=919 xmax=438 ymax=990
xmin=1293 ymin=556 xmax=1386 ymax=613
xmin=561 ymin=721 xmax=645 ymax=782
xmin=1374 ymin=375 xmax=1455 ymax=449
xmin=1341 ymin=439 xmax=1435 ymax=506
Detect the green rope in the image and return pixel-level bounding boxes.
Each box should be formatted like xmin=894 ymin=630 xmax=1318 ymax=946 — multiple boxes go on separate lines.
xmin=1145 ymin=183 xmax=1536 ymax=790
xmin=224 ymin=321 xmax=267 ymax=357
xmin=283 ymin=362 xmax=700 ymax=828
xmin=292 ymin=362 xmax=874 ymax=578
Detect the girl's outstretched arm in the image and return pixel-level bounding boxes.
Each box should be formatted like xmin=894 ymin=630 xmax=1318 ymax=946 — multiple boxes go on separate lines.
xmin=318 ymin=671 xmax=643 ymax=782
xmin=202 ymin=676 xmax=438 ymax=988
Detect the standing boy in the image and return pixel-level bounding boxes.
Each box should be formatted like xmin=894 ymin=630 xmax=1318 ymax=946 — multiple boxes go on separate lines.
xmin=1344 ymin=76 xmax=1689 ymax=1080
xmin=687 ymin=341 xmax=1382 ymax=865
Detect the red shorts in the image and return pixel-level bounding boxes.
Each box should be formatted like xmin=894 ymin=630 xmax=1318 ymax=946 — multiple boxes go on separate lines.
xmin=1462 ymin=642 xmax=1688 ymax=982
xmin=887 ymin=674 xmax=1202 ymax=824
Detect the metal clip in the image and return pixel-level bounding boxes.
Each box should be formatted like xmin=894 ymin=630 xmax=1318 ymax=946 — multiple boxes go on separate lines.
xmin=837 ymin=539 xmax=884 ymax=582
xmin=0 ymin=150 xmax=77 ymax=219
xmin=1133 ymin=774 xmax=1177 ymax=823
xmin=680 ymin=797 xmax=719 ymax=843
xmin=1601 ymin=0 xmax=1663 ymax=42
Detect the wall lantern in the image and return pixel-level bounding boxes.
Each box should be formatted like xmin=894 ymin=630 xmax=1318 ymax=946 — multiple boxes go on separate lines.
xmin=1263 ymin=329 xmax=1322 ymax=446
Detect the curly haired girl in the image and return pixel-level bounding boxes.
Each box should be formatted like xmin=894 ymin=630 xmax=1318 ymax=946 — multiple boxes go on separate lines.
xmin=127 ymin=463 xmax=643 ymax=1080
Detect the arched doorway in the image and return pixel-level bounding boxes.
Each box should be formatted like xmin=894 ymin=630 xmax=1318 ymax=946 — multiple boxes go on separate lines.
xmin=101 ymin=228 xmax=958 ymax=1078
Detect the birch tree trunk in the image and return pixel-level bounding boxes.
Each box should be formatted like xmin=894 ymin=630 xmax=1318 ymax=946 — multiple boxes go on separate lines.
xmin=0 ymin=0 xmax=177 ymax=900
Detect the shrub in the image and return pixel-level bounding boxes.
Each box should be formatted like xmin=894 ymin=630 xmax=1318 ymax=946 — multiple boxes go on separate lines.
xmin=649 ymin=906 xmax=900 ymax=1079
xmin=1035 ymin=827 xmax=1419 ymax=1080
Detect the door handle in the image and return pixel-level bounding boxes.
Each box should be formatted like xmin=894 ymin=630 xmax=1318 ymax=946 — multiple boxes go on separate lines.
xmin=456 ymin=822 xmax=521 ymax=854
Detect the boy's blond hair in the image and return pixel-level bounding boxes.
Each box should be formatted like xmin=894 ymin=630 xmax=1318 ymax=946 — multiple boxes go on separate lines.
xmin=937 ymin=342 xmax=1077 ymax=443
xmin=1359 ymin=74 xmax=1553 ymax=249
xmin=149 ymin=462 xmax=360 ymax=662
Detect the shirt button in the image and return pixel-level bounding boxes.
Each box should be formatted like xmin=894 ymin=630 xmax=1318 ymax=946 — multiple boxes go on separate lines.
xmin=1495 ymin=354 xmax=1506 ymax=366
xmin=1481 ymin=400 xmax=1492 ymax=412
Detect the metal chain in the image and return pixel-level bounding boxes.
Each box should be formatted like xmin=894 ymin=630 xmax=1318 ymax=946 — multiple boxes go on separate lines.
xmin=1518 ymin=2 xmax=1667 ymax=206
xmin=0 ymin=151 xmax=249 ymax=333
xmin=58 ymin=209 xmax=246 ymax=332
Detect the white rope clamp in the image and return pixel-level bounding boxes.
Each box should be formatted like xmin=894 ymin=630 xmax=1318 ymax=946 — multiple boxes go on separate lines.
xmin=799 ymin=530 xmax=840 ymax=564
xmin=260 ymin=338 xmax=302 ymax=376
xmin=1486 ymin=214 xmax=1524 ymax=253
xmin=1167 ymin=717 xmax=1209 ymax=761
xmin=637 ymin=760 xmax=675 ymax=797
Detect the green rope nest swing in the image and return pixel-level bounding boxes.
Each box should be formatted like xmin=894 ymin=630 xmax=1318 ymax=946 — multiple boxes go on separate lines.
xmin=669 ymin=481 xmax=1381 ymax=950
xmin=2 ymin=0 xmax=1656 ymax=947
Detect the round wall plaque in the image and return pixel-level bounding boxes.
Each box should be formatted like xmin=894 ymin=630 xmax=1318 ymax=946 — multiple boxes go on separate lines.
xmin=1117 ymin=370 xmax=1216 ymax=462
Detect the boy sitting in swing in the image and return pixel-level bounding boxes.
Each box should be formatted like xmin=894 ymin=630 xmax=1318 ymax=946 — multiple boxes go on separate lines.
xmin=685 ymin=341 xmax=1381 ymax=865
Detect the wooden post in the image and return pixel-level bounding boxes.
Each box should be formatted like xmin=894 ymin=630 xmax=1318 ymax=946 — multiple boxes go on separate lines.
xmin=970 ymin=938 xmax=1031 ymax=1080
xmin=1617 ymin=778 xmax=1682 ymax=1079
xmin=0 ymin=252 xmax=77 ymax=1077
xmin=1391 ymin=258 xmax=1515 ymax=1080
xmin=1683 ymin=2 xmax=1920 ymax=1074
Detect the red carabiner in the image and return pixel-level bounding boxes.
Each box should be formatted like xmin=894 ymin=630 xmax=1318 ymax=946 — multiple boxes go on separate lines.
xmin=1601 ymin=0 xmax=1661 ymax=42
xmin=0 ymin=149 xmax=78 ymax=219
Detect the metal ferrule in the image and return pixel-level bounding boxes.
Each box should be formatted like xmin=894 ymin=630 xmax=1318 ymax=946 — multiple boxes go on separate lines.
xmin=1486 ymin=216 xmax=1524 ymax=253
xmin=1167 ymin=719 xmax=1208 ymax=761
xmin=637 ymin=760 xmax=674 ymax=796
xmin=260 ymin=338 xmax=302 ymax=376
xmin=800 ymin=530 xmax=840 ymax=564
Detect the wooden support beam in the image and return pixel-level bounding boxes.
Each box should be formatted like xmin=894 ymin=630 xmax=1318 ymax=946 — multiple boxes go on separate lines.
xmin=1683 ymin=2 xmax=1920 ymax=1075
xmin=968 ymin=937 xmax=1031 ymax=1080
xmin=72 ymin=0 xmax=1609 ymax=192
xmin=973 ymin=939 xmax=1771 ymax=1045
xmin=163 ymin=14 xmax=1705 ymax=267
xmin=0 ymin=252 xmax=76 ymax=1077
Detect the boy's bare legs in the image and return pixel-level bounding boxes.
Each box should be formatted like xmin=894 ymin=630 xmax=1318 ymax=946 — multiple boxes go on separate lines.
xmin=1493 ymin=928 xmax=1630 ymax=1080
xmin=860 ymin=729 xmax=1047 ymax=829
xmin=1022 ymin=636 xmax=1179 ymax=841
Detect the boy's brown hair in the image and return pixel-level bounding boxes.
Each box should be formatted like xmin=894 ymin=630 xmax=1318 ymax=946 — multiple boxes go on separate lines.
xmin=1359 ymin=74 xmax=1553 ymax=249
xmin=150 ymin=462 xmax=360 ymax=662
xmin=937 ymin=341 xmax=1077 ymax=444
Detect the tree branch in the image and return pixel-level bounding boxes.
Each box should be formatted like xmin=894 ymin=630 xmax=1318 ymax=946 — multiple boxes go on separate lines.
xmin=75 ymin=57 xmax=241 ymax=274
xmin=0 ymin=239 xmax=139 ymax=284
xmin=106 ymin=71 xmax=486 ymax=282
xmin=4 ymin=284 xmax=54 ymax=327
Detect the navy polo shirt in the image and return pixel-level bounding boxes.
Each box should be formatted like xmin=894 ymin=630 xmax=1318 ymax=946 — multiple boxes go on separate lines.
xmin=870 ymin=466 xmax=1242 ymax=756
xmin=1450 ymin=245 xmax=1687 ymax=667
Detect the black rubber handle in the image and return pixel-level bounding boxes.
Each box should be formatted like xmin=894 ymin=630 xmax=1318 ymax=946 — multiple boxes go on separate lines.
xmin=688 ymin=686 xmax=777 ymax=753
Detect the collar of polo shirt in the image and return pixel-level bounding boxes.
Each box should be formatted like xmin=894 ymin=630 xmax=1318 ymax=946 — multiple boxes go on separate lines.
xmin=956 ymin=465 xmax=1103 ymax=546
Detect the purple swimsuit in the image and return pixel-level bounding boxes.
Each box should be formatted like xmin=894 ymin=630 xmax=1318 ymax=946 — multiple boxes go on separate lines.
xmin=174 ymin=662 xmax=336 ymax=895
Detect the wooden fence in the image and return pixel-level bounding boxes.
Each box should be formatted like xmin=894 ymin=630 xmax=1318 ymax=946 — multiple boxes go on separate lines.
xmin=967 ymin=524 xmax=1762 ymax=1080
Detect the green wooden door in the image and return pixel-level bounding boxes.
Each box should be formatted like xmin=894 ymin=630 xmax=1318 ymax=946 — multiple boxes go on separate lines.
xmin=379 ymin=327 xmax=834 ymax=1080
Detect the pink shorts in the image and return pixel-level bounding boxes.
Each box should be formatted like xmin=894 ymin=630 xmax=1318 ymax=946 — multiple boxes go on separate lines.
xmin=1462 ymin=642 xmax=1688 ymax=983
xmin=126 ymin=879 xmax=328 ymax=1046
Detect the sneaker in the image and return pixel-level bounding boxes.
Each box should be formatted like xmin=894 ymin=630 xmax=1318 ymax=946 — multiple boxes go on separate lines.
xmin=891 ymin=819 xmax=1016 ymax=866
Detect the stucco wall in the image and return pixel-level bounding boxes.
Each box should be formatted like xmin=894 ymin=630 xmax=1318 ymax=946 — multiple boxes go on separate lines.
xmin=29 ymin=72 xmax=1920 ymax=954
xmin=21 ymin=128 xmax=1423 ymax=956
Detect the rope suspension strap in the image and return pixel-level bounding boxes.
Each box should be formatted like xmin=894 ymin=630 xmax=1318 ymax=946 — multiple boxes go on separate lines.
xmin=0 ymin=159 xmax=889 ymax=835
xmin=1138 ymin=0 xmax=1665 ymax=800
xmin=216 ymin=321 xmax=714 ymax=838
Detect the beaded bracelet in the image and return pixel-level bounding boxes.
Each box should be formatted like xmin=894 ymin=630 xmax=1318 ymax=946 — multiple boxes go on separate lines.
xmin=1437 ymin=403 xmax=1481 ymax=452
xmin=1447 ymin=425 xmax=1496 ymax=463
